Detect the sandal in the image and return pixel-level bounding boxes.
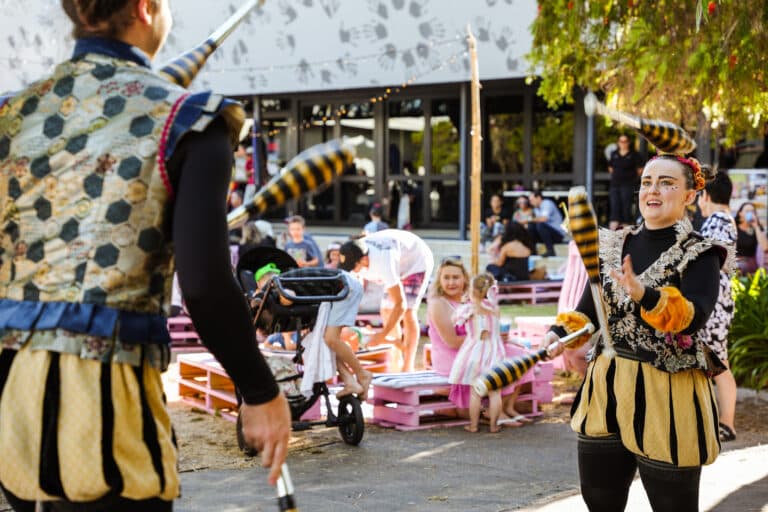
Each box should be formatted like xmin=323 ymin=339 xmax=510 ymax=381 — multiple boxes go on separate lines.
xmin=719 ymin=422 xmax=736 ymax=442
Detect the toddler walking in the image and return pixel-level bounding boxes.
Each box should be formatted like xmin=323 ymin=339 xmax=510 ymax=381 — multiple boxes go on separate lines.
xmin=449 ymin=273 xmax=507 ymax=432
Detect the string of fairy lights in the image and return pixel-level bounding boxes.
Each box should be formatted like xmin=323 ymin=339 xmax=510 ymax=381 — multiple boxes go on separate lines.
xmin=4 ymin=32 xmax=472 ymax=138
xmin=252 ymin=35 xmax=472 ymax=135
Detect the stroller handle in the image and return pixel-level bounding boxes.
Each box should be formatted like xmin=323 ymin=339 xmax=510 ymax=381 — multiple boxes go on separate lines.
xmin=271 ymin=274 xmax=350 ymax=304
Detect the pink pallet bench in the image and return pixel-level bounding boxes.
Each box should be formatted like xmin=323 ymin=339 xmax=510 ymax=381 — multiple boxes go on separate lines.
xmin=496 ymin=279 xmax=563 ymax=304
xmin=371 ymin=372 xmax=469 ymax=431
xmin=420 ymin=344 xmax=555 ymax=412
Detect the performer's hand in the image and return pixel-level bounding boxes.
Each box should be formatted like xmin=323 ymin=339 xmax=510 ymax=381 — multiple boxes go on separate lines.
xmin=542 ymin=331 xmax=565 ymax=357
xmin=239 ymin=392 xmax=291 ymax=486
xmin=609 ymin=255 xmax=645 ymax=302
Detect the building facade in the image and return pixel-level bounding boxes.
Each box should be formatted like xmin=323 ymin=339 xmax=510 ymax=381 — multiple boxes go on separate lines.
xmin=2 ymin=0 xmax=625 ymax=231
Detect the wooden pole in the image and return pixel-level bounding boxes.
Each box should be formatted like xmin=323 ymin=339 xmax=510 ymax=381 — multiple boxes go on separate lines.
xmin=467 ymin=25 xmax=482 ymax=275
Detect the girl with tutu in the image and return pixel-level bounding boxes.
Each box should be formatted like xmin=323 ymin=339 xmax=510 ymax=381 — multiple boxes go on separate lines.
xmin=449 ymin=273 xmax=507 ymax=432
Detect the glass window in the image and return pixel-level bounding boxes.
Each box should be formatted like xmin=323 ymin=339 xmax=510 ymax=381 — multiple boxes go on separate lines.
xmin=388 ymin=99 xmax=425 ymax=227
xmin=338 ymin=102 xmax=376 ymax=225
xmin=430 ymin=99 xmax=461 ymax=176
xmin=532 ymin=97 xmax=574 ymax=174
xmin=486 ymin=95 xmax=524 ymax=176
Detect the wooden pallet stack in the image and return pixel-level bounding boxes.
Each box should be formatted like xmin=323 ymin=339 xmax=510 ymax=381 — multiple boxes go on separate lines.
xmin=176 ymin=352 xmax=320 ymax=422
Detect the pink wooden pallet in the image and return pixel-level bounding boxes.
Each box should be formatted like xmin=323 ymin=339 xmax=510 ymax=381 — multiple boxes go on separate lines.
xmin=371 ymin=380 xmax=469 ymax=431
xmin=496 ymin=280 xmax=563 ymax=304
xmin=167 ymin=315 xmax=201 ymax=345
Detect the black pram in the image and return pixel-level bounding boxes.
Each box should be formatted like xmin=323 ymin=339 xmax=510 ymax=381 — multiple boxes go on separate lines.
xmin=234 ymin=246 xmax=365 ymax=452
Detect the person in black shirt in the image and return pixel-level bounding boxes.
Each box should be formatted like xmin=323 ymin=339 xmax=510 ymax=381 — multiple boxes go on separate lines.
xmin=481 ymin=193 xmax=510 ymax=245
xmin=608 ymin=134 xmax=644 ymax=230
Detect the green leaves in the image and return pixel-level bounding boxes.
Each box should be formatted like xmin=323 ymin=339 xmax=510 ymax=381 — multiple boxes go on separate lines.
xmin=729 ymin=269 xmax=768 ymax=391
xmin=528 ymin=0 xmax=768 ymax=140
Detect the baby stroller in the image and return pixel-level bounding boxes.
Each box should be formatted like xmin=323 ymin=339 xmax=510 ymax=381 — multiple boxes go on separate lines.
xmin=234 ymin=246 xmax=366 ymax=453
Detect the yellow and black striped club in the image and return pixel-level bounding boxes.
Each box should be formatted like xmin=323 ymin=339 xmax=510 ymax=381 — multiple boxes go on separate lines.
xmin=638 ymin=118 xmax=696 ymax=155
xmin=568 ymin=186 xmax=600 ymax=283
xmin=158 ymin=0 xmax=264 ymax=88
xmin=584 ymin=92 xmax=696 ymax=156
xmin=473 ymin=323 xmax=594 ymax=396
xmin=227 ymin=139 xmax=356 ymax=228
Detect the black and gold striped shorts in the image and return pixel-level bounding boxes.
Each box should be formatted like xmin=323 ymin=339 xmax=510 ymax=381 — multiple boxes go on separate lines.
xmin=0 ymin=346 xmax=179 ymax=503
xmin=570 ymin=353 xmax=720 ymax=467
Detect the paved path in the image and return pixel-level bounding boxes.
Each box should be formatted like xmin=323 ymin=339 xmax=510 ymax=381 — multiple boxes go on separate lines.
xmin=177 ymin=422 xmax=768 ymax=511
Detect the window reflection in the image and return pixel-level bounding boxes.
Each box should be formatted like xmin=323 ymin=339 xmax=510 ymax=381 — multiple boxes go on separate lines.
xmin=388 ymin=99 xmax=424 ymax=228
xmin=532 ymin=97 xmax=574 ymax=174
xmin=486 ymin=95 xmax=524 ymax=176
xmin=338 ymin=102 xmax=376 ymax=226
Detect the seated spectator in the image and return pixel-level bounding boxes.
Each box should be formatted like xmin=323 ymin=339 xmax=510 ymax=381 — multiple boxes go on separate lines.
xmin=486 ymin=222 xmax=533 ymax=283
xmin=426 ymin=258 xmax=530 ymax=425
xmin=735 ymin=202 xmax=768 ymax=274
xmin=512 ymin=196 xmax=535 ymax=227
xmin=427 ymin=258 xmax=470 ymax=378
xmin=325 ymin=242 xmax=342 ymax=269
xmin=363 ymin=202 xmax=389 ymax=234
xmin=481 ymin=193 xmax=509 ymax=246
xmin=283 ymin=215 xmax=322 ymax=268
xmin=527 ymin=190 xmax=566 ymax=257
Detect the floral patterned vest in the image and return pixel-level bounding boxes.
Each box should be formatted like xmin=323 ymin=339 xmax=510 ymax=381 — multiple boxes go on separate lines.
xmin=599 ymin=219 xmax=723 ymax=373
xmin=0 ymin=43 xmax=242 ymax=367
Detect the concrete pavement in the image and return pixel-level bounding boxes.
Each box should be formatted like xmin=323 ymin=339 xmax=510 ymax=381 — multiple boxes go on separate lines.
xmin=176 ymin=422 xmax=768 ymax=511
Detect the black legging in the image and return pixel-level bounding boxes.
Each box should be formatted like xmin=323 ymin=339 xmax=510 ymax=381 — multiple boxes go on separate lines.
xmin=578 ymin=435 xmax=701 ymax=512
xmin=1 ymin=484 xmax=172 ymax=512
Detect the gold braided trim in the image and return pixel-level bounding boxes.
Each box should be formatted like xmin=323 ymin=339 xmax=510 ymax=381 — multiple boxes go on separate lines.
xmin=641 ymin=286 xmax=695 ymax=334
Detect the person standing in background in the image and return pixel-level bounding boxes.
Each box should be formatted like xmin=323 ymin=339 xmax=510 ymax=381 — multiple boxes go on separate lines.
xmin=338 ymin=230 xmax=434 ymax=372
xmin=697 ymin=171 xmax=739 ymax=443
xmin=608 ymin=134 xmax=644 ymax=230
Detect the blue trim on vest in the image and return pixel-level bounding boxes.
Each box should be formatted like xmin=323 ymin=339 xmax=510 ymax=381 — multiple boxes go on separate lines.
xmin=72 ymin=37 xmax=152 ymax=69
xmin=0 ymin=298 xmax=170 ymax=345
xmin=164 ymin=92 xmax=239 ymax=161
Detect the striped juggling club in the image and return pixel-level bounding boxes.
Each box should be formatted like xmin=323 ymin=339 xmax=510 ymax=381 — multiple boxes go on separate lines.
xmin=227 ymin=139 xmax=356 ymax=229
xmin=568 ymin=186 xmax=614 ymax=357
xmin=583 ymin=92 xmax=696 ymax=155
xmin=158 ymin=0 xmax=265 ymax=87
xmin=473 ymin=324 xmax=594 ymax=396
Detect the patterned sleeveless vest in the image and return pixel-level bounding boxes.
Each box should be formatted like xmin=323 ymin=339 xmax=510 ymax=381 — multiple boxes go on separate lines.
xmin=0 ymin=47 xmax=243 ymax=368
xmin=598 ymin=219 xmax=724 ymax=373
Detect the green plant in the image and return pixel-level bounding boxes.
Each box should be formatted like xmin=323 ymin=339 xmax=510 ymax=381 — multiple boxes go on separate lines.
xmin=728 ymin=268 xmax=768 ymax=390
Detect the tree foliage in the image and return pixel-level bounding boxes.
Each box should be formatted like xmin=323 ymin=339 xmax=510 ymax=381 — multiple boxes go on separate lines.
xmin=528 ymin=0 xmax=768 ymax=141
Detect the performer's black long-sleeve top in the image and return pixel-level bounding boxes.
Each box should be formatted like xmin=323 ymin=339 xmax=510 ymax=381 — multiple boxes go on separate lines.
xmin=554 ymin=225 xmax=721 ymax=339
xmin=167 ymin=117 xmax=278 ymax=405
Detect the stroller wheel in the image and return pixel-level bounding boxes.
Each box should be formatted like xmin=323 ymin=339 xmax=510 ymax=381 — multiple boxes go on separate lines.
xmin=337 ymin=395 xmax=365 ymax=445
xmin=236 ymin=413 xmax=258 ymax=457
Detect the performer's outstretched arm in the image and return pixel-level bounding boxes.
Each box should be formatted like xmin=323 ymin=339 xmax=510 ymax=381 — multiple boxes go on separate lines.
xmin=169 ymin=116 xmax=279 ymax=405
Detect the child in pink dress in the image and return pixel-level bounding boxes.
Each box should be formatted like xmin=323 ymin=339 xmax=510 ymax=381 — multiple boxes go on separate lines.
xmin=449 ymin=273 xmax=506 ymax=432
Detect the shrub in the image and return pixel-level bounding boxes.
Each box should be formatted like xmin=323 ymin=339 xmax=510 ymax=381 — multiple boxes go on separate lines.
xmin=728 ymin=268 xmax=768 ymax=391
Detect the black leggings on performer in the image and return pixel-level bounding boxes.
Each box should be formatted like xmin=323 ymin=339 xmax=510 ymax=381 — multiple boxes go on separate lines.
xmin=1 ymin=484 xmax=172 ymax=512
xmin=578 ymin=435 xmax=701 ymax=512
